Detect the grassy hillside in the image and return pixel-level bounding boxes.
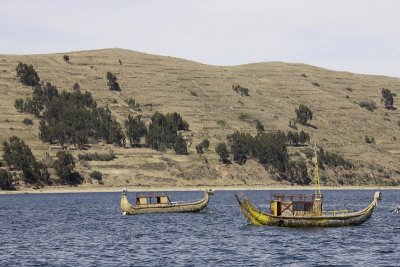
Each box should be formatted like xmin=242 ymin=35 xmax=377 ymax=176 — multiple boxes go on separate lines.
xmin=1 ymin=48 xmax=399 ymax=189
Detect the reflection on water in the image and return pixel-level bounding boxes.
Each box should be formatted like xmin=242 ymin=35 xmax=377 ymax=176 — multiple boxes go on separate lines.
xmin=0 ymin=190 xmax=399 ymax=266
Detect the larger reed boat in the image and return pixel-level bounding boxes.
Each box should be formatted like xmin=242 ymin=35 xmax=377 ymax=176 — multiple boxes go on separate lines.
xmin=121 ymin=189 xmax=213 ymax=215
xmin=236 ymin=154 xmax=382 ymax=227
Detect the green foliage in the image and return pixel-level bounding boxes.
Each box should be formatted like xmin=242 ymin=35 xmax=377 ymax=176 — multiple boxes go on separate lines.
xmin=63 ymin=55 xmax=70 ymax=62
xmin=78 ymin=151 xmax=116 ymax=161
xmin=90 ymin=171 xmax=103 ymax=181
xmin=2 ymin=136 xmax=50 ymax=185
xmin=146 ymin=112 xmax=189 ymax=151
xmin=381 ymin=88 xmax=394 ymax=109
xmin=359 ymin=100 xmax=376 ymax=111
xmin=287 ymin=130 xmax=310 ymax=146
xmin=364 ymin=135 xmax=375 ymax=144
xmin=215 ymin=142 xmax=230 ymax=164
xmin=232 ymin=85 xmax=249 ymax=96
xmin=253 ymin=131 xmax=288 ymax=173
xmin=311 ymin=82 xmax=320 ymax=87
xmin=15 ymin=99 xmax=24 ymax=111
xmin=125 ymin=115 xmax=147 ymax=146
xmin=173 ymin=133 xmax=188 ymax=155
xmin=295 ymin=104 xmax=313 ymax=125
xmin=286 ymin=159 xmax=311 ymax=185
xmin=238 ymin=113 xmax=251 ymax=122
xmin=227 ymin=131 xmax=254 ymax=165
xmin=0 ymin=169 xmax=13 ymax=190
xmin=54 ymin=151 xmax=81 ymax=184
xmin=16 ymin=62 xmax=40 ymax=86
xmin=255 ymin=119 xmax=265 ymax=134
xmin=106 ymin=72 xmax=121 ymax=91
xmin=318 ymin=148 xmax=353 ymax=170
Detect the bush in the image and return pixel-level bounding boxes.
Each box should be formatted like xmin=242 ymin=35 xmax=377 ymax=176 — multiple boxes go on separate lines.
xmin=255 ymin=119 xmax=265 ymax=134
xmin=295 ymin=104 xmax=313 ymax=125
xmin=63 ymin=55 xmax=70 ymax=62
xmin=78 ymin=151 xmax=116 ymax=161
xmin=16 ymin=63 xmax=40 ymax=86
xmin=54 ymin=151 xmax=77 ymax=183
xmin=22 ymin=118 xmax=33 ymax=125
xmin=232 ymin=85 xmax=249 ymax=96
xmin=227 ymin=131 xmax=254 ymax=165
xmin=381 ymin=88 xmax=394 ymax=109
xmin=106 ymin=72 xmax=121 ymax=91
xmin=286 ymin=159 xmax=311 ymax=185
xmin=364 ymin=135 xmax=375 ymax=144
xmin=318 ymin=148 xmax=353 ymax=169
xmin=0 ymin=169 xmax=13 ymax=190
xmin=173 ymin=133 xmax=188 ymax=155
xmin=195 ymin=144 xmax=204 ymax=154
xmin=215 ymin=142 xmax=230 ymax=164
xmin=359 ymin=100 xmax=376 ymax=111
xmin=201 ymin=139 xmax=210 ymax=150
xmin=311 ymin=82 xmax=320 ymax=87
xmin=127 ymin=98 xmax=141 ymax=111
xmin=90 ymin=171 xmax=102 ymax=181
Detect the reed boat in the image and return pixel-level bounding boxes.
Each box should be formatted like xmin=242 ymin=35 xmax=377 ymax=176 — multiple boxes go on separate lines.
xmin=121 ymin=189 xmax=213 ymax=215
xmin=235 ymin=152 xmax=382 ymax=227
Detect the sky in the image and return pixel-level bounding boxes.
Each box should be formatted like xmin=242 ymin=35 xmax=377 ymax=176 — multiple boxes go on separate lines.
xmin=1 ymin=0 xmax=399 ymax=77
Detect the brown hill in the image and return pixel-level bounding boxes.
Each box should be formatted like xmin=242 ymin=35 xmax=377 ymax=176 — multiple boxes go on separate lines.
xmin=1 ymin=48 xmax=399 ymax=189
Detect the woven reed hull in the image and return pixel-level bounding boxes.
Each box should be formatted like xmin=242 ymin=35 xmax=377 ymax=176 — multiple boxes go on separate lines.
xmin=121 ymin=191 xmax=211 ymax=215
xmin=236 ymin=192 xmax=380 ymax=227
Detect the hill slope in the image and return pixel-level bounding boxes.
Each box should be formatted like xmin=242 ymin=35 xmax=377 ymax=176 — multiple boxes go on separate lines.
xmin=1 ymin=48 xmax=399 ymax=188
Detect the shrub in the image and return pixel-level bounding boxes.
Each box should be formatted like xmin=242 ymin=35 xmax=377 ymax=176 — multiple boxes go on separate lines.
xmin=318 ymin=148 xmax=353 ymax=169
xmin=106 ymin=72 xmax=121 ymax=91
xmin=63 ymin=55 xmax=70 ymax=62
xmin=359 ymin=100 xmax=376 ymax=111
xmin=0 ymin=169 xmax=13 ymax=190
xmin=201 ymin=139 xmax=210 ymax=150
xmin=381 ymin=88 xmax=394 ymax=109
xmin=286 ymin=159 xmax=311 ymax=185
xmin=364 ymin=135 xmax=375 ymax=144
xmin=345 ymin=87 xmax=353 ymax=92
xmin=232 ymin=85 xmax=249 ymax=96
xmin=90 ymin=171 xmax=102 ymax=181
xmin=195 ymin=144 xmax=204 ymax=154
xmin=15 ymin=99 xmax=24 ymax=111
xmin=311 ymin=82 xmax=320 ymax=87
xmin=295 ymin=104 xmax=313 ymax=125
xmin=227 ymin=131 xmax=254 ymax=165
xmin=16 ymin=63 xmax=40 ymax=86
xmin=22 ymin=118 xmax=33 ymax=125
xmin=127 ymin=98 xmax=141 ymax=111
xmin=54 ymin=151 xmax=81 ymax=184
xmin=215 ymin=142 xmax=230 ymax=164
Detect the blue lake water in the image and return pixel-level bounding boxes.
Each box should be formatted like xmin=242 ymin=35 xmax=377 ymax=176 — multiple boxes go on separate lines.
xmin=0 ymin=190 xmax=399 ymax=266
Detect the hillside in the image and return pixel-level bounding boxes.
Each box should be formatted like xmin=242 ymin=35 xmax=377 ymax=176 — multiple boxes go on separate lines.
xmin=1 ymin=48 xmax=399 ymax=189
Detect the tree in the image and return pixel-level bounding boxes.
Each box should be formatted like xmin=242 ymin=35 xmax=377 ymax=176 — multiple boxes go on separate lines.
xmin=63 ymin=55 xmax=70 ymax=62
xmin=227 ymin=131 xmax=254 ymax=165
xmin=54 ymin=151 xmax=76 ymax=183
xmin=2 ymin=136 xmax=50 ymax=185
xmin=15 ymin=99 xmax=24 ymax=111
xmin=381 ymin=88 xmax=394 ymax=109
xmin=125 ymin=115 xmax=147 ymax=146
xmin=295 ymin=104 xmax=313 ymax=125
xmin=106 ymin=72 xmax=121 ymax=91
xmin=0 ymin=169 xmax=13 ymax=190
xmin=299 ymin=131 xmax=310 ymax=145
xmin=173 ymin=133 xmax=188 ymax=155
xmin=16 ymin=62 xmax=40 ymax=86
xmin=215 ymin=142 xmax=230 ymax=164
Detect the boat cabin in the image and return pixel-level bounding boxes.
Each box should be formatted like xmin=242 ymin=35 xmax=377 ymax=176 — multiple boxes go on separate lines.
xmin=136 ymin=192 xmax=171 ymax=206
xmin=270 ymin=193 xmax=323 ymax=217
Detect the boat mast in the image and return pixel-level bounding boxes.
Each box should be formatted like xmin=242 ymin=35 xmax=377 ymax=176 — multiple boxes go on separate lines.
xmin=312 ymin=146 xmax=321 ymax=195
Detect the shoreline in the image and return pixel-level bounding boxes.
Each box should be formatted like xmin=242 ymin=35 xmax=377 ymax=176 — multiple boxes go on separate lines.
xmin=1 ymin=185 xmax=399 ymax=194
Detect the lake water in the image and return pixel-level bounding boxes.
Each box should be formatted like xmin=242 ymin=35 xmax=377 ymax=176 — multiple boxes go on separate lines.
xmin=0 ymin=190 xmax=399 ymax=266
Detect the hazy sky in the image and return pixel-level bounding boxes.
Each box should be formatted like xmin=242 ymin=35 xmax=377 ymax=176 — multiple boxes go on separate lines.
xmin=1 ymin=0 xmax=399 ymax=77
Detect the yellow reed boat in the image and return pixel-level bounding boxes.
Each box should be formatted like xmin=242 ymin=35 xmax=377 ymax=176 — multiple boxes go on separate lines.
xmin=121 ymin=189 xmax=213 ymax=215
xmin=236 ymin=153 xmax=382 ymax=227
